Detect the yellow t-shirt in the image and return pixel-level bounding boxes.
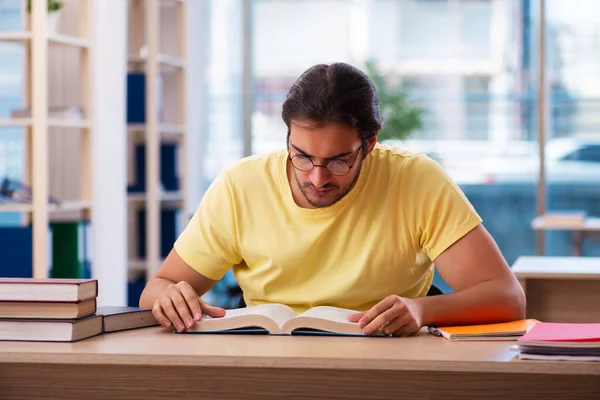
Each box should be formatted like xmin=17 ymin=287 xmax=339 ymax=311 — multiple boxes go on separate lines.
xmin=174 ymin=143 xmax=482 ymax=314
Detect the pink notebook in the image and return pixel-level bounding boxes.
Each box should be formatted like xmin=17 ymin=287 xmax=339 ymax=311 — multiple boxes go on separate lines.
xmin=518 ymin=322 xmax=600 ymax=345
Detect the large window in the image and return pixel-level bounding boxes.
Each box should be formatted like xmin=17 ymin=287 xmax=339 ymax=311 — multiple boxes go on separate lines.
xmin=542 ymin=0 xmax=600 ymax=256
xmin=399 ymin=0 xmax=492 ymax=59
xmin=250 ymin=0 xmax=527 ymax=150
xmin=196 ymin=0 xmax=599 ymax=302
xmin=247 ymin=0 xmax=543 ymax=294
xmin=252 ymin=0 xmax=354 ymax=154
xmin=201 ymin=0 xmax=245 ymax=188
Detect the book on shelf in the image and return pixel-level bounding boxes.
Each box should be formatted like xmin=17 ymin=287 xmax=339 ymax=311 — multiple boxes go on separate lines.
xmin=0 ymin=314 xmax=103 ymax=342
xmin=97 ymin=306 xmax=158 ymax=333
xmin=180 ymin=304 xmax=384 ymax=336
xmin=0 ymin=298 xmax=96 ymax=319
xmin=427 ymin=319 xmax=539 ymax=341
xmin=0 ymin=278 xmax=97 ymax=302
xmin=517 ymin=322 xmax=600 ymax=361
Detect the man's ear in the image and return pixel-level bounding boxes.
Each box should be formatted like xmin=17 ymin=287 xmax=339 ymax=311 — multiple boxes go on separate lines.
xmin=366 ymin=133 xmax=378 ymax=154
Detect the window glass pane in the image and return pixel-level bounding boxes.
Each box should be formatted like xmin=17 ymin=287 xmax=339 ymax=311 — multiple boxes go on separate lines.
xmin=249 ymin=0 xmax=540 ymax=295
xmin=399 ymin=0 xmax=456 ymax=59
xmin=0 ymin=0 xmax=22 ymax=31
xmin=544 ymin=0 xmax=600 ymax=257
xmin=460 ymin=0 xmax=492 ymax=59
xmin=199 ymin=0 xmax=245 ymax=307
xmin=0 ymin=0 xmax=25 ymax=226
xmin=202 ymin=0 xmax=244 ymax=187
xmin=252 ymin=0 xmax=351 ymax=154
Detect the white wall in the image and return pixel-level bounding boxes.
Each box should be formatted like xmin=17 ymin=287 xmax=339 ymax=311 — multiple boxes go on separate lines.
xmin=91 ymin=0 xmax=128 ymax=306
xmin=185 ymin=0 xmax=207 ymax=216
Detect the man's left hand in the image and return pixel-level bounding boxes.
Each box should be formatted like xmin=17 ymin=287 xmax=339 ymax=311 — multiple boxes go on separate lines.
xmin=347 ymin=295 xmax=424 ymax=336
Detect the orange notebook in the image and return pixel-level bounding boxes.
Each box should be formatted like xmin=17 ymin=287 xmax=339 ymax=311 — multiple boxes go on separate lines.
xmin=428 ymin=319 xmax=539 ymax=341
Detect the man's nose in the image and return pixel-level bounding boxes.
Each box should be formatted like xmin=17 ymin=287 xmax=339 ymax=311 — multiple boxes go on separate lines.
xmin=310 ymin=166 xmax=332 ymax=188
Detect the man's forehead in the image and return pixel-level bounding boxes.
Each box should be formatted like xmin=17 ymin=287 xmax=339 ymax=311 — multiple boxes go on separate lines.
xmin=290 ymin=141 xmax=359 ymax=160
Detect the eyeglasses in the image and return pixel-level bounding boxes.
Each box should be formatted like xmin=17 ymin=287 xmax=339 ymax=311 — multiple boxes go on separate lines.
xmin=289 ymin=145 xmax=362 ymax=176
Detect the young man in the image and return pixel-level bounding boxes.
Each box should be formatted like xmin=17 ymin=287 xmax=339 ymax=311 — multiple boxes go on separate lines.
xmin=139 ymin=62 xmax=525 ymax=336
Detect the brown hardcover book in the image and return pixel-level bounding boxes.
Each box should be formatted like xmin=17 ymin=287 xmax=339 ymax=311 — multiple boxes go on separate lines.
xmin=0 ymin=314 xmax=103 ymax=342
xmin=0 ymin=278 xmax=97 ymax=302
xmin=0 ymin=298 xmax=97 ymax=319
xmin=97 ymin=306 xmax=159 ymax=333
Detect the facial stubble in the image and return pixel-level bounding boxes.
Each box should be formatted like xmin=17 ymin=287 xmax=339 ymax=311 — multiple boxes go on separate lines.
xmin=294 ymin=163 xmax=363 ymax=208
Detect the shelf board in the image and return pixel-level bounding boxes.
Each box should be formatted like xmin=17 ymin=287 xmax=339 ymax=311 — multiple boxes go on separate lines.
xmin=0 ymin=201 xmax=91 ymax=213
xmin=128 ymin=259 xmax=147 ymax=271
xmin=161 ymin=191 xmax=185 ymax=202
xmin=0 ymin=33 xmax=88 ymax=48
xmin=48 ymin=33 xmax=90 ymax=48
xmin=48 ymin=119 xmax=91 ymax=129
xmin=159 ymin=124 xmax=185 ymax=134
xmin=129 ymin=258 xmax=165 ymax=272
xmin=49 ymin=201 xmax=92 ymax=212
xmin=128 ymin=53 xmax=185 ymax=69
xmin=0 ymin=119 xmax=89 ymax=129
xmin=0 ymin=118 xmax=32 ymax=127
xmin=0 ymin=32 xmax=31 ymax=42
xmin=0 ymin=203 xmax=33 ymax=213
xmin=128 ymin=123 xmax=185 ymax=135
xmin=158 ymin=54 xmax=185 ymax=69
xmin=128 ymin=191 xmax=185 ymax=202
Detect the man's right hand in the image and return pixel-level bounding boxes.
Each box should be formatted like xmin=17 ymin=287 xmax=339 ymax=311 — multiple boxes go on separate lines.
xmin=152 ymin=281 xmax=226 ymax=332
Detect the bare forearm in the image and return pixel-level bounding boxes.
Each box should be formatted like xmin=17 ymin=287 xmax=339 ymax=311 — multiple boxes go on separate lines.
xmin=139 ymin=277 xmax=176 ymax=308
xmin=417 ymin=278 xmax=526 ymax=327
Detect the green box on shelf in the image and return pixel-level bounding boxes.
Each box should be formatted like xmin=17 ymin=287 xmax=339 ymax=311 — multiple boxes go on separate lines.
xmin=50 ymin=220 xmax=92 ymax=279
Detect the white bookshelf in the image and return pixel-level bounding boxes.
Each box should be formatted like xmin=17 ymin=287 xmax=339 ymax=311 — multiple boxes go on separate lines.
xmin=0 ymin=0 xmax=93 ymax=279
xmin=127 ymin=0 xmax=188 ymax=277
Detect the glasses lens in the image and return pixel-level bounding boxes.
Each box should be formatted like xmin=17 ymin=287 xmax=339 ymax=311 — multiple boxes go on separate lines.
xmin=291 ymin=155 xmax=314 ymax=171
xmin=328 ymin=160 xmax=350 ymax=175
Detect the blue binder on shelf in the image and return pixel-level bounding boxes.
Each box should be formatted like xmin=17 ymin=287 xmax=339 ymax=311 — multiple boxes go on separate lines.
xmin=126 ymin=73 xmax=146 ymax=123
xmin=0 ymin=225 xmax=53 ymax=278
xmin=137 ymin=208 xmax=180 ymax=259
xmin=127 ymin=144 xmax=180 ymax=193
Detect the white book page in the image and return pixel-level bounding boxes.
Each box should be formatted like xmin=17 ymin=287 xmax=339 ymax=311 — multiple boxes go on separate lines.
xmin=217 ymin=303 xmax=297 ymax=328
xmin=296 ymin=306 xmax=359 ymax=325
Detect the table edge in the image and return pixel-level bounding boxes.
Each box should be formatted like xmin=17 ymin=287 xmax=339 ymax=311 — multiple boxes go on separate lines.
xmin=514 ymin=273 xmax=600 ymax=279
xmin=0 ymin=352 xmax=598 ymax=376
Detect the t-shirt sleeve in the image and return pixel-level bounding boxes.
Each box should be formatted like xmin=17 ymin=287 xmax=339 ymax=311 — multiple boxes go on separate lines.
xmin=401 ymin=154 xmax=482 ymax=261
xmin=173 ymin=171 xmax=242 ymax=280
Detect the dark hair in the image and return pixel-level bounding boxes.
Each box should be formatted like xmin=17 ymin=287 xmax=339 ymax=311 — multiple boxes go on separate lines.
xmin=282 ymin=62 xmax=383 ymax=152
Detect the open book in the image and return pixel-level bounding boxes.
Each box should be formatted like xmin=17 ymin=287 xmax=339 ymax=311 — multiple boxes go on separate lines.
xmin=181 ymin=304 xmax=383 ymax=336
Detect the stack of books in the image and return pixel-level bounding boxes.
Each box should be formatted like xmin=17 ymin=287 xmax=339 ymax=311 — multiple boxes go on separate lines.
xmin=0 ymin=277 xmax=102 ymax=342
xmin=0 ymin=278 xmax=159 ymax=342
xmin=517 ymin=322 xmax=600 ymax=361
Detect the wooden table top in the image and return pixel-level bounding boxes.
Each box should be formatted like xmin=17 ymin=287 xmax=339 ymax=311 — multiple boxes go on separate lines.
xmin=0 ymin=326 xmax=598 ymax=376
xmin=512 ymin=256 xmax=600 ymax=278
xmin=531 ymin=216 xmax=600 ymax=231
